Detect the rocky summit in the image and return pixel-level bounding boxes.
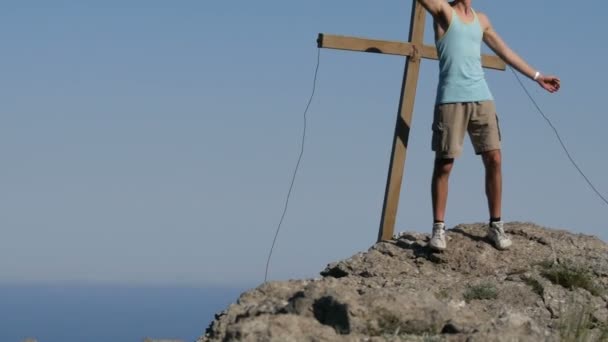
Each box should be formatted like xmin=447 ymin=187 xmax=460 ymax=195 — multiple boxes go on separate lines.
xmin=200 ymin=222 xmax=608 ymax=342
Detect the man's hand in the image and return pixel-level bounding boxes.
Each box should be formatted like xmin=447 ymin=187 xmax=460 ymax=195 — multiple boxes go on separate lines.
xmin=537 ymin=75 xmax=561 ymax=93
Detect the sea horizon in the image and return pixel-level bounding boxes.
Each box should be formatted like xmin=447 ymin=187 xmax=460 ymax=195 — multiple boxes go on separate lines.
xmin=0 ymin=283 xmax=251 ymax=342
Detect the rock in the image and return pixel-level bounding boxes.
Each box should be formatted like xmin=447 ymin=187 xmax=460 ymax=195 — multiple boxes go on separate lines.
xmin=199 ymin=222 xmax=608 ymax=342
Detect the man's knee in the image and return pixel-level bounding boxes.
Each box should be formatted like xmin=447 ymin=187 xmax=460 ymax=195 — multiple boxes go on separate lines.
xmin=482 ymin=150 xmax=502 ymax=168
xmin=434 ymin=157 xmax=455 ymax=175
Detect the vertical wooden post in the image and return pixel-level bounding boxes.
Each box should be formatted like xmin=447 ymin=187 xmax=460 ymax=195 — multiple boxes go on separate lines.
xmin=377 ymin=1 xmax=426 ymax=242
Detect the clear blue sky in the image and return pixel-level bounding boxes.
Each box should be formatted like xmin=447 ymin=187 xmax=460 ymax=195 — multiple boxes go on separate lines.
xmin=1 ymin=0 xmax=606 ymax=287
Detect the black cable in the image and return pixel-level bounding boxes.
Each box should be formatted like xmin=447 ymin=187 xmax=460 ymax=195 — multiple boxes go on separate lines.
xmin=264 ymin=48 xmax=321 ymax=283
xmin=510 ymin=67 xmax=608 ymax=207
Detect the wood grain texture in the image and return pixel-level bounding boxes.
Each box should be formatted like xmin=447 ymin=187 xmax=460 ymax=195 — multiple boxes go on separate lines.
xmin=319 ymin=34 xmax=505 ymax=71
xmin=377 ymin=0 xmax=427 ymax=242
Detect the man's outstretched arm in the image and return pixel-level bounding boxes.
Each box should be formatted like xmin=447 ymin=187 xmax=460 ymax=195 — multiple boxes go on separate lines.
xmin=478 ymin=13 xmax=560 ymax=93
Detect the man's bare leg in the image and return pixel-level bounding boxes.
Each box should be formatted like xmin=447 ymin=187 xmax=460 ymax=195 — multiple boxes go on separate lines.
xmin=430 ymin=157 xmax=454 ymax=251
xmin=432 ymin=157 xmax=455 ymax=222
xmin=481 ymin=149 xmax=502 ymax=219
xmin=481 ymin=149 xmax=512 ymax=249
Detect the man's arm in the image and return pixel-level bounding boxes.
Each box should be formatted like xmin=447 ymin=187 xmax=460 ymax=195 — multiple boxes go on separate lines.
xmin=478 ymin=13 xmax=560 ymax=93
xmin=416 ymin=0 xmax=451 ymax=20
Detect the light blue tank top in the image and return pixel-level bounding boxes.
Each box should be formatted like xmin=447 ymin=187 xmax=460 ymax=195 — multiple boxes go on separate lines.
xmin=435 ymin=8 xmax=493 ymax=104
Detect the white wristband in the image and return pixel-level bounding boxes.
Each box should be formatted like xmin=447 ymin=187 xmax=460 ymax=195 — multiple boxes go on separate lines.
xmin=533 ymin=71 xmax=541 ymax=81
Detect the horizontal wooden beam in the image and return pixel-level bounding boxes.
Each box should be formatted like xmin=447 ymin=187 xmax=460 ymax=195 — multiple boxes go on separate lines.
xmin=317 ymin=33 xmax=506 ymax=71
xmin=318 ymin=33 xmax=417 ymax=57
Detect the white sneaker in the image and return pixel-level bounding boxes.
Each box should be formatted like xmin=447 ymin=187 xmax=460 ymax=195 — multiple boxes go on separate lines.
xmin=429 ymin=222 xmax=447 ymax=251
xmin=487 ymin=221 xmax=512 ymax=250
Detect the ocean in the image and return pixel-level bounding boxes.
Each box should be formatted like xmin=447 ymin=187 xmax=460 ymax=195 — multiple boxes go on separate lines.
xmin=0 ymin=284 xmax=248 ymax=342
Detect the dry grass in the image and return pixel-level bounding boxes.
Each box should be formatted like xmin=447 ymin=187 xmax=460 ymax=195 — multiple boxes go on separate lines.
xmin=559 ymin=302 xmax=608 ymax=342
xmin=539 ymin=262 xmax=603 ymax=296
xmin=463 ymin=282 xmax=498 ymax=303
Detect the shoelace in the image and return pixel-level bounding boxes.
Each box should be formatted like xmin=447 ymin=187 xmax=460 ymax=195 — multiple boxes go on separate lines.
xmin=433 ymin=229 xmax=445 ymax=238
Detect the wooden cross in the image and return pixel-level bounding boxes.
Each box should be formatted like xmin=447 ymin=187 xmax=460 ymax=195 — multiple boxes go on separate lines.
xmin=317 ymin=1 xmax=506 ymax=242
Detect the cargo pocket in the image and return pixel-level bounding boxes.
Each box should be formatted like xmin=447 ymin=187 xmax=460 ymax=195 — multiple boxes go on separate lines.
xmin=431 ymin=121 xmax=445 ymax=152
xmin=495 ymin=114 xmax=501 ymax=141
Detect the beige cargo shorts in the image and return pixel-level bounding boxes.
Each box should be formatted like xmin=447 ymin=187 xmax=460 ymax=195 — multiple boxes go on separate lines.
xmin=432 ymin=101 xmax=501 ymax=159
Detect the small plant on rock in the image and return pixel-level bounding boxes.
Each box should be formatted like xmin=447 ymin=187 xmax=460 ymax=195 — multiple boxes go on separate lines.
xmin=434 ymin=288 xmax=450 ymax=300
xmin=364 ymin=308 xmax=440 ymax=337
xmin=559 ymin=302 xmax=608 ymax=342
xmin=539 ymin=261 xmax=604 ymax=296
xmin=463 ymin=282 xmax=498 ymax=302
xmin=422 ymin=334 xmax=443 ymax=342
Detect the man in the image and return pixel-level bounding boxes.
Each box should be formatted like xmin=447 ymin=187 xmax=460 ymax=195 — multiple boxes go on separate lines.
xmin=415 ymin=0 xmax=561 ymax=251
